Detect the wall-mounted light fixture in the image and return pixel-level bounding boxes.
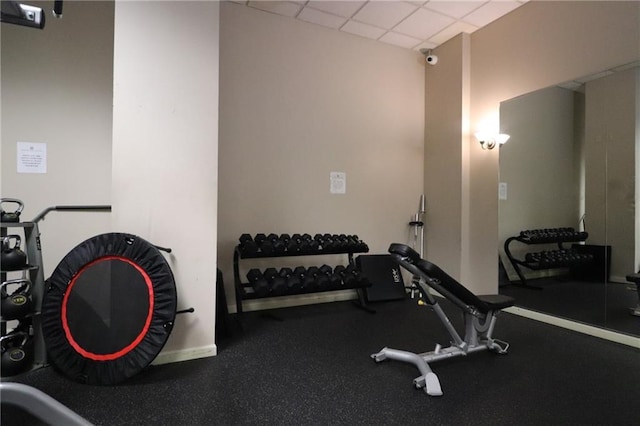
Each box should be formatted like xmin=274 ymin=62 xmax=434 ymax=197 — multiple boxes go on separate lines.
xmin=475 ymin=132 xmax=510 ymax=150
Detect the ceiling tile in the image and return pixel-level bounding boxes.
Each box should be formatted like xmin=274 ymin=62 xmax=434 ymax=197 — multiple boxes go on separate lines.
xmin=247 ymin=1 xmax=302 ymax=18
xmin=352 ymin=1 xmax=418 ymax=30
xmin=462 ymin=1 xmax=522 ymax=27
xmin=427 ymin=20 xmax=478 ymax=45
xmin=413 ymin=40 xmax=438 ymax=52
xmin=379 ymin=31 xmax=422 ymax=49
xmin=299 ymin=7 xmax=348 ymax=29
xmin=424 ymin=1 xmax=484 ymax=19
xmin=306 ymin=1 xmax=366 ymax=18
xmin=238 ymin=0 xmax=528 ymax=51
xmin=341 ymin=20 xmax=387 ymax=40
xmin=393 ymin=7 xmax=455 ymax=40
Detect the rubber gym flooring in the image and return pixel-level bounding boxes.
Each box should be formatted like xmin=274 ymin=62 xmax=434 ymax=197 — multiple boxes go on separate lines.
xmin=2 ymin=296 xmax=639 ymax=425
xmin=500 ymin=278 xmax=640 ymax=337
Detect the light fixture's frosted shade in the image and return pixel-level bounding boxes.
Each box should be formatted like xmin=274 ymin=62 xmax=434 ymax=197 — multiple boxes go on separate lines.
xmin=496 ymin=134 xmax=510 ymax=145
xmin=474 ymin=132 xmax=490 ymax=142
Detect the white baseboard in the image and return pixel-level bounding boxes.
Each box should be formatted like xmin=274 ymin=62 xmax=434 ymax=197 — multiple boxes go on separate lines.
xmin=504 ymin=306 xmax=640 ymax=349
xmin=229 ymin=289 xmax=358 ymax=313
xmin=152 ymin=344 xmax=217 ymax=365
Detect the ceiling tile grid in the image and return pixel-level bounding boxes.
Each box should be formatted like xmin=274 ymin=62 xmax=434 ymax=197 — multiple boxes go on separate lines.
xmin=238 ymin=0 xmax=529 ymax=51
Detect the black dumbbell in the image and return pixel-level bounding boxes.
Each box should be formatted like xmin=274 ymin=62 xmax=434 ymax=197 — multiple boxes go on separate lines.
xmin=247 ymin=269 xmax=269 ymax=296
xmin=281 ymin=267 xmax=301 ymax=292
xmin=334 ymin=265 xmax=351 ymax=286
xmin=342 ymin=264 xmax=361 ymax=288
xmin=299 ymin=238 xmax=318 ymax=255
xmin=319 ymin=264 xmax=341 ymax=289
xmin=264 ymin=267 xmax=287 ymax=295
xmin=303 ymin=266 xmax=320 ymax=291
xmin=316 ymin=264 xmax=333 ymax=290
xmin=288 ymin=234 xmax=303 ymax=254
xmin=292 ymin=266 xmax=306 ymax=291
xmin=265 ymin=233 xmax=286 ymax=255
xmin=239 ymin=234 xmax=258 ymax=256
xmin=260 ymin=238 xmax=275 ymax=255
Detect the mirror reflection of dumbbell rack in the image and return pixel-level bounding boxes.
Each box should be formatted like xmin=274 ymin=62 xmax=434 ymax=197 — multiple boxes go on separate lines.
xmin=503 ymin=227 xmax=593 ymax=289
xmin=233 ymin=233 xmax=373 ymax=317
xmin=1 ymin=220 xmax=47 ymax=378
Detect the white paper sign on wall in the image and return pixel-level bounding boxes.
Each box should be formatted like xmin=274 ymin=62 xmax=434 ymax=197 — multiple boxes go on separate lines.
xmin=17 ymin=142 xmax=47 ymax=174
xmin=499 ymin=182 xmax=507 ymax=200
xmin=330 ymin=172 xmax=346 ymax=194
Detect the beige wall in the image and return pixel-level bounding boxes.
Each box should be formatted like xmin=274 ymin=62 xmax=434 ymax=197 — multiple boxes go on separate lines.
xmin=112 ymin=1 xmax=219 ymax=360
xmin=423 ymin=34 xmax=469 ymax=278
xmin=426 ymin=0 xmax=640 ymax=294
xmin=1 ymin=1 xmax=114 ymax=273
xmin=218 ymin=2 xmax=424 ymax=311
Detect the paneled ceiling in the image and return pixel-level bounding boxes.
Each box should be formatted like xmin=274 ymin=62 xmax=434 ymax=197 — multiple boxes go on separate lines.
xmin=230 ymin=0 xmax=529 ymax=51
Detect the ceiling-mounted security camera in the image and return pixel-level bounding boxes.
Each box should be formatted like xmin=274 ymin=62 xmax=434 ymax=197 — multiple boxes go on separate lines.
xmin=1 ymin=0 xmax=63 ymax=29
xmin=419 ymin=48 xmax=438 ymax=66
xmin=1 ymin=1 xmax=45 ymax=29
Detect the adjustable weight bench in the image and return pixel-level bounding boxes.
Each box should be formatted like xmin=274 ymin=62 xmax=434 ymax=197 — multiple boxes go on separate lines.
xmin=625 ymin=272 xmax=640 ymax=316
xmin=371 ymin=243 xmax=515 ymax=397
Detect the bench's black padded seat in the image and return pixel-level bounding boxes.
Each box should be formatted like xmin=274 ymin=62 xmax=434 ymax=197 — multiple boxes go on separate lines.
xmin=389 ymin=243 xmax=515 ymax=314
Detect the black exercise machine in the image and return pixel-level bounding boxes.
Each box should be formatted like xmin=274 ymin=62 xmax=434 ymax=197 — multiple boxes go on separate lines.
xmin=371 ymin=243 xmax=515 ymax=396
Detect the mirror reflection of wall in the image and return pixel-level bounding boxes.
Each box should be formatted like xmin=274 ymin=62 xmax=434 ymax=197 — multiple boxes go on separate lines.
xmin=498 ymin=63 xmax=640 ymax=337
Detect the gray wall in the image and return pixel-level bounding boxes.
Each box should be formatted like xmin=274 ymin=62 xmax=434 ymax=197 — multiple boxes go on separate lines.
xmin=499 ymin=86 xmax=580 ymax=279
xmin=584 ymin=67 xmax=638 ymax=281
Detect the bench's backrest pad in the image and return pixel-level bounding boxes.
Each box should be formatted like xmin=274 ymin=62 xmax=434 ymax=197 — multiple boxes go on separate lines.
xmin=389 ymin=243 xmax=514 ymax=313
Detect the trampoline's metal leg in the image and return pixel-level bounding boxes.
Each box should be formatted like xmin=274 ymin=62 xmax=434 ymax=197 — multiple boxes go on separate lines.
xmin=0 ymin=382 xmax=94 ymax=426
xmin=371 ymin=347 xmax=443 ymax=396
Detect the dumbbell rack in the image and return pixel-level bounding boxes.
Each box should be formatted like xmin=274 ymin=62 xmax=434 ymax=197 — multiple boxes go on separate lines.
xmin=503 ymin=228 xmax=592 ymax=289
xmin=233 ymin=235 xmax=372 ymax=316
xmin=1 ymin=220 xmax=48 ymax=374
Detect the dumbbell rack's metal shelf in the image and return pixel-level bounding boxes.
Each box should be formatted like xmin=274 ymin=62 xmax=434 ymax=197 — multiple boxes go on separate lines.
xmin=503 ymin=230 xmax=590 ymax=289
xmin=233 ymin=245 xmax=372 ymax=316
xmin=1 ymin=221 xmax=48 ymax=373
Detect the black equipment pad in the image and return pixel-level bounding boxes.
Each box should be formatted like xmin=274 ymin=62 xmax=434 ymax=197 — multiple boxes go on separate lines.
xmin=356 ymin=254 xmax=406 ymax=302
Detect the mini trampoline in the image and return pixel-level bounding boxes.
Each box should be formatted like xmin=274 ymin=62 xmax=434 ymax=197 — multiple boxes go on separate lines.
xmin=41 ymin=233 xmax=177 ymax=385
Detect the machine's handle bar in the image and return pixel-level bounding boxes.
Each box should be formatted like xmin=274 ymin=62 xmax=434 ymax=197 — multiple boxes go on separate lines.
xmin=33 ymin=205 xmax=112 ymax=223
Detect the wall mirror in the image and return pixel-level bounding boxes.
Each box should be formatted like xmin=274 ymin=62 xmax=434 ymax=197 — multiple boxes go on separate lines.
xmin=498 ymin=61 xmax=640 ymax=338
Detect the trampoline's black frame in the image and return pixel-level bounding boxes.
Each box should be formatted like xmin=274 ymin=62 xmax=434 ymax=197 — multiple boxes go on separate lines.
xmin=42 ymin=233 xmax=177 ymax=385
